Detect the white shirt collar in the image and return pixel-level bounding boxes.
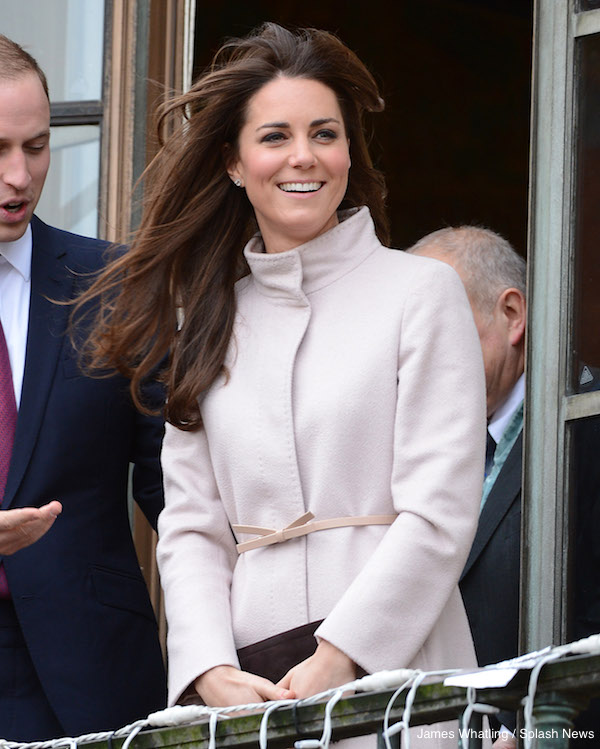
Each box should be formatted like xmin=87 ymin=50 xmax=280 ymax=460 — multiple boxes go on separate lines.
xmin=0 ymin=224 xmax=33 ymax=282
xmin=488 ymin=372 xmax=525 ymax=443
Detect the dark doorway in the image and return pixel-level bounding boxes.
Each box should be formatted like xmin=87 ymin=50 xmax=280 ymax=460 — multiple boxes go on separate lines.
xmin=193 ymin=1 xmax=532 ymax=254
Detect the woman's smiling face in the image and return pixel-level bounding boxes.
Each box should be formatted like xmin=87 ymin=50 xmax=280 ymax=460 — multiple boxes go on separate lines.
xmin=228 ymin=76 xmax=351 ymax=254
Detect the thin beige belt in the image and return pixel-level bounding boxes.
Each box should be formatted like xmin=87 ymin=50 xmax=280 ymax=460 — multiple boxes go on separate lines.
xmin=232 ymin=511 xmax=396 ymax=554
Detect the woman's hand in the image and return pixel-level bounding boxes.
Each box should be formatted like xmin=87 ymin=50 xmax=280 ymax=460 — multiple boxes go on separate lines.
xmin=277 ymin=639 xmax=357 ymax=699
xmin=492 ymin=733 xmax=516 ymax=749
xmin=194 ymin=665 xmax=294 ymax=707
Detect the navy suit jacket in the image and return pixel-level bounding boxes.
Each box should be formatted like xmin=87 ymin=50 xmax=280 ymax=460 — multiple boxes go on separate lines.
xmin=0 ymin=216 xmax=166 ymax=735
xmin=460 ymin=430 xmax=522 ymax=670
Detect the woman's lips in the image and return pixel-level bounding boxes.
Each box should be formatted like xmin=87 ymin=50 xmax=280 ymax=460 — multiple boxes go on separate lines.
xmin=278 ymin=181 xmax=324 ymax=193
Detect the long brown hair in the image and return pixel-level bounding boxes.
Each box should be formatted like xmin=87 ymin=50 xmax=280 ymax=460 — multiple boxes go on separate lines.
xmin=76 ymin=22 xmax=388 ymax=430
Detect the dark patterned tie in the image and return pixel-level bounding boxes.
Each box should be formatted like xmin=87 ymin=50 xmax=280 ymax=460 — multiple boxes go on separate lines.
xmin=484 ymin=431 xmax=496 ymax=478
xmin=0 ymin=320 xmax=17 ymax=597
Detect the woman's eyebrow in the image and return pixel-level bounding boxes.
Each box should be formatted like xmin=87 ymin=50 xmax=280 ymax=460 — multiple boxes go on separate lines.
xmin=256 ymin=117 xmax=340 ymax=132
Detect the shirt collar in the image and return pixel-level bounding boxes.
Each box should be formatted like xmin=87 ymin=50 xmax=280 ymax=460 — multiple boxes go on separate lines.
xmin=488 ymin=372 xmax=525 ymax=443
xmin=0 ymin=224 xmax=33 ymax=282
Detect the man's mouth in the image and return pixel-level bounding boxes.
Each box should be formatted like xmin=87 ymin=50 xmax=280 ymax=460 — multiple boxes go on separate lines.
xmin=278 ymin=182 xmax=323 ymax=193
xmin=3 ymin=201 xmax=26 ymax=213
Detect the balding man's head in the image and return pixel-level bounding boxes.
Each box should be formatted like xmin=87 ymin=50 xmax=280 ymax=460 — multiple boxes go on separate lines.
xmin=408 ymin=226 xmax=526 ymax=317
xmin=407 ymin=226 xmax=526 ymax=419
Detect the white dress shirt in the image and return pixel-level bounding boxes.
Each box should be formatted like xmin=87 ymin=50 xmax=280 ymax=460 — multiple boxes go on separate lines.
xmin=488 ymin=373 xmax=525 ymax=445
xmin=0 ymin=224 xmax=32 ymax=407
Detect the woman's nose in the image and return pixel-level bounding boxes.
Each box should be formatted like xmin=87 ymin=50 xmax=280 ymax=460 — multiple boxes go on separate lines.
xmin=287 ymin=138 xmax=316 ymax=168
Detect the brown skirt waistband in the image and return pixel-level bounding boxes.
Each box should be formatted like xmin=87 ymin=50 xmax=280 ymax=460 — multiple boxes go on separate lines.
xmin=236 ymin=620 xmax=323 ymax=683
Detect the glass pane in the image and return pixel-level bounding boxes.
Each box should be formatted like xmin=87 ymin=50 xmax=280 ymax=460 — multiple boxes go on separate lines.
xmin=569 ymin=415 xmax=600 ymax=642
xmin=569 ymin=416 xmax=600 ymax=749
xmin=0 ymin=0 xmax=105 ymax=101
xmin=36 ymin=125 xmax=101 ymax=238
xmin=571 ymin=33 xmax=600 ymax=393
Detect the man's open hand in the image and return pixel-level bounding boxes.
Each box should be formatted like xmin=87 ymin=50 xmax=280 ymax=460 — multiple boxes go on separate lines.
xmin=0 ymin=501 xmax=62 ymax=554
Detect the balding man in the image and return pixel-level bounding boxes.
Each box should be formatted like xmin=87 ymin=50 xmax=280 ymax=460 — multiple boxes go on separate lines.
xmin=410 ymin=227 xmax=600 ymax=747
xmin=408 ymin=227 xmax=525 ymax=736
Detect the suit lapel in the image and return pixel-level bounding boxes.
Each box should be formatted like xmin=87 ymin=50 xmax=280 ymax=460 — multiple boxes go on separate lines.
xmin=3 ymin=217 xmax=73 ymax=509
xmin=461 ymin=430 xmax=523 ymax=579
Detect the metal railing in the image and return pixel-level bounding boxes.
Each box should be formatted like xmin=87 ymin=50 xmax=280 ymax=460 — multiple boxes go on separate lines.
xmin=66 ymin=650 xmax=600 ymax=749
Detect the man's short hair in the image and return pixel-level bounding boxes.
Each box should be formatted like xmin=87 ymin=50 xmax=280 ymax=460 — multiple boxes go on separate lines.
xmin=0 ymin=34 xmax=49 ymax=100
xmin=407 ymin=225 xmax=526 ymax=315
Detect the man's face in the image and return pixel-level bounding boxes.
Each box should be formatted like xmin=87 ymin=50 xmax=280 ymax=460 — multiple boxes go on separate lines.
xmin=412 ymin=245 xmax=517 ymax=418
xmin=469 ymin=301 xmax=517 ymax=418
xmin=0 ymin=73 xmax=50 ymax=243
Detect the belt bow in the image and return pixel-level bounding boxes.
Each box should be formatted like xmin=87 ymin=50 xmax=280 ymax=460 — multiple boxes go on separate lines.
xmin=232 ymin=511 xmax=396 ymax=554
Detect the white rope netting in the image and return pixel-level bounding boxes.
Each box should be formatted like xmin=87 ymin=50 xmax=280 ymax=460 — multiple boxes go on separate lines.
xmin=1 ymin=634 xmax=599 ymax=749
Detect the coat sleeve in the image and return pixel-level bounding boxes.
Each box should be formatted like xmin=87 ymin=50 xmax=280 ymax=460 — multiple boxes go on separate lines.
xmin=70 ymin=238 xmax=166 ymax=530
xmin=130 ymin=378 xmax=166 ymax=530
xmin=315 ymin=259 xmax=487 ymax=674
xmin=157 ymin=422 xmax=240 ymax=705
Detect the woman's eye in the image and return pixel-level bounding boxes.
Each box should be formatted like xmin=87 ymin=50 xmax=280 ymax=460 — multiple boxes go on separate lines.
xmin=315 ymin=129 xmax=337 ymax=140
xmin=261 ymin=132 xmax=286 ymax=144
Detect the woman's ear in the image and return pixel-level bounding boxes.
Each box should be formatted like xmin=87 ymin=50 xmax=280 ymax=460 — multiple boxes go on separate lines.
xmin=227 ymin=163 xmax=242 ymax=184
xmin=223 ymin=143 xmax=242 ymax=185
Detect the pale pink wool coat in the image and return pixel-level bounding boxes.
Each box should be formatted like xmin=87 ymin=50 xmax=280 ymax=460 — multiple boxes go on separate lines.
xmin=158 ymin=208 xmax=487 ymax=739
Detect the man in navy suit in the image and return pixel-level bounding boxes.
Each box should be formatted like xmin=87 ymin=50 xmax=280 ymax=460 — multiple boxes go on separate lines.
xmin=408 ymin=226 xmax=526 ymax=744
xmin=0 ymin=35 xmax=166 ymax=741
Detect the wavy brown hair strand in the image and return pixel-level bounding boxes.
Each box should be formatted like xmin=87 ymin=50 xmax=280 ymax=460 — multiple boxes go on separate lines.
xmin=75 ymin=23 xmax=388 ymax=430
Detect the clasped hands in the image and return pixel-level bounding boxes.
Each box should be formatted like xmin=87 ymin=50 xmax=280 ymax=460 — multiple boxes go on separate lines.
xmin=194 ymin=639 xmax=357 ymax=707
xmin=0 ymin=501 xmax=62 ymax=555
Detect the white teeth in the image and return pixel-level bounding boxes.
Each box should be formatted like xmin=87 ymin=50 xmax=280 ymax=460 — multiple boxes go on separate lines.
xmin=278 ymin=182 xmax=323 ymax=192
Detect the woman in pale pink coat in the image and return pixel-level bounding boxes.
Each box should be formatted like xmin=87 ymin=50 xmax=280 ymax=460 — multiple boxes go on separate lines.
xmin=80 ymin=23 xmax=486 ymax=746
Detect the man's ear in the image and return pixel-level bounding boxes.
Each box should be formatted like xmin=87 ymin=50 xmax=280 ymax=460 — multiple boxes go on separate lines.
xmin=499 ymin=287 xmax=526 ymax=346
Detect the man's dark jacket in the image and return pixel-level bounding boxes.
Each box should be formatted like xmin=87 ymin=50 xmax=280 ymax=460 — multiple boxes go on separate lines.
xmin=1 ymin=216 xmax=166 ymax=736
xmin=459 ymin=431 xmax=522 ymax=732
xmin=459 ymin=431 xmax=522 ymax=670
